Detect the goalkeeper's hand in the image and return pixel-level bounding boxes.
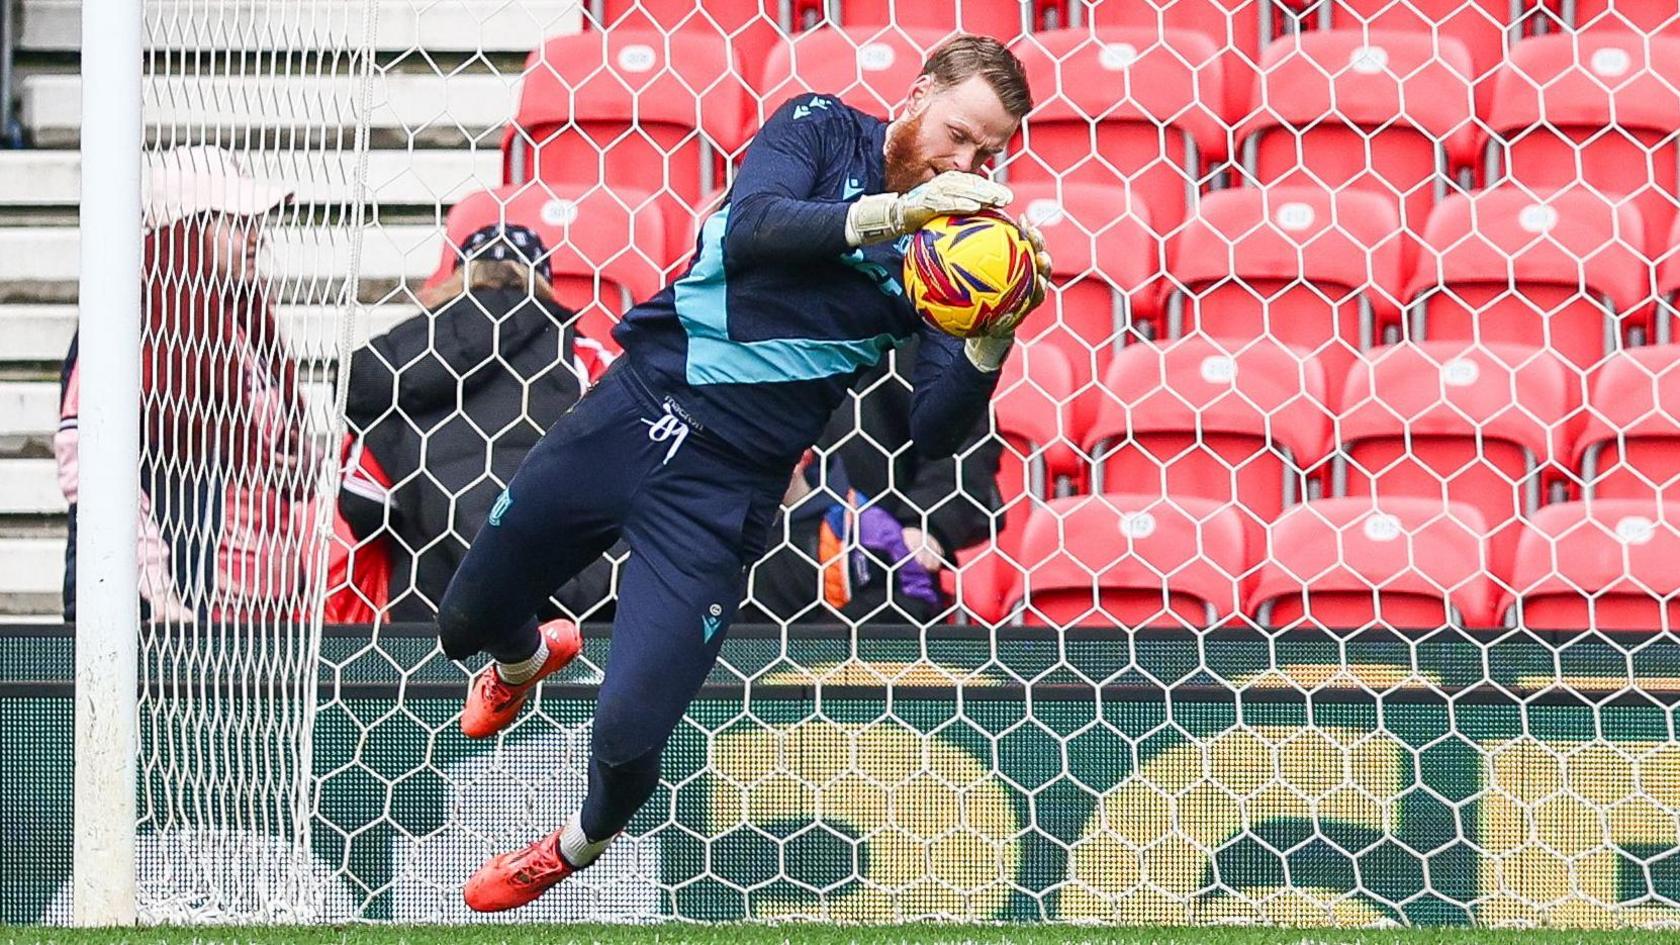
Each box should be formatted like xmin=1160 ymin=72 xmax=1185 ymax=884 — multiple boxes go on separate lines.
xmin=964 ymin=217 xmax=1054 ymax=372
xmin=845 ymin=171 xmax=1013 ymax=246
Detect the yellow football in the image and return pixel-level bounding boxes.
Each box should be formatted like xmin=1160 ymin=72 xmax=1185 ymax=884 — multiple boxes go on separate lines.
xmin=903 ymin=210 xmax=1037 ymax=339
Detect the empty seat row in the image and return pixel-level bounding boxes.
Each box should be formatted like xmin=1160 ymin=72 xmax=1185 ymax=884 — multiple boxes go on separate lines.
xmin=439 ymin=179 xmax=1673 ymax=372
xmin=990 ymin=339 xmax=1680 ymax=601
xmin=504 ymin=25 xmax=1680 ymax=245
xmin=967 ymin=494 xmax=1680 ymax=631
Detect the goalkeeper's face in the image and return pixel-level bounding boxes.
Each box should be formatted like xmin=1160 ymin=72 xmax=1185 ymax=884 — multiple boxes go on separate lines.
xmin=885 ymin=73 xmax=1017 ymax=194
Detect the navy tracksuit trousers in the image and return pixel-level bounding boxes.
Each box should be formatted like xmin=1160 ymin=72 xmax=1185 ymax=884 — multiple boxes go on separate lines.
xmin=436 ymin=359 xmax=788 ymax=842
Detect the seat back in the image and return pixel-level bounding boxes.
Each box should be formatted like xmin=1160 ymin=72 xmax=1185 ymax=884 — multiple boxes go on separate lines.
xmin=1004 ymin=494 xmax=1248 ymax=629
xmin=503 ymin=29 xmax=751 ymax=222
xmin=1009 ymin=29 xmax=1228 ymax=236
xmin=1337 ymin=342 xmax=1577 ymax=575
xmin=1578 ymin=345 xmax=1680 ymax=501
xmin=1485 ymin=33 xmax=1680 ymax=251
xmin=1007 ymin=183 xmax=1159 ymax=432
xmin=758 ymin=27 xmax=953 ymax=122
xmin=1167 ymin=186 xmax=1405 ymax=404
xmin=1249 ymin=497 xmax=1495 ymax=629
xmin=1239 ymin=30 xmax=1475 ymax=232
xmin=1503 ymin=499 xmax=1680 ymax=631
xmin=1082 ymin=337 xmax=1331 ymax=555
xmin=1405 ymin=187 xmax=1646 ymax=370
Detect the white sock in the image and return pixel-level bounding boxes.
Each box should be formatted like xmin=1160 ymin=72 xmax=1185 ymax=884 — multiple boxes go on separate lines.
xmin=558 ymin=815 xmax=612 ymax=869
xmin=495 ymin=635 xmax=549 ymax=685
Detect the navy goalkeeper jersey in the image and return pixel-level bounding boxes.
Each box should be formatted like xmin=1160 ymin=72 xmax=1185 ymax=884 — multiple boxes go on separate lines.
xmin=613 ymin=93 xmax=1001 ymax=469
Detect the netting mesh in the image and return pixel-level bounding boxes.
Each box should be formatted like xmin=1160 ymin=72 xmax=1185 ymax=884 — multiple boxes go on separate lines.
xmin=22 ymin=0 xmax=1680 ymax=928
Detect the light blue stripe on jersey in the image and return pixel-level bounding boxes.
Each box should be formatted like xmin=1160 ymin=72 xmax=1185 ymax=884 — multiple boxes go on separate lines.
xmin=674 ymin=208 xmax=897 ymax=386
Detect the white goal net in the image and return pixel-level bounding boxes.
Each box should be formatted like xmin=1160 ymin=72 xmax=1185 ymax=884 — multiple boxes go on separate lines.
xmin=8 ymin=0 xmax=1680 ymax=930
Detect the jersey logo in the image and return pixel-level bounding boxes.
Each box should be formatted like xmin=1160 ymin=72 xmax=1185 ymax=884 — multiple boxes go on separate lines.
xmin=843 ymin=177 xmax=864 ymax=199
xmin=793 ymin=96 xmax=832 ymax=119
xmin=641 ymin=405 xmax=691 ymax=465
xmin=702 ymin=603 xmax=725 ymax=642
xmin=488 ymin=489 xmax=512 ymax=526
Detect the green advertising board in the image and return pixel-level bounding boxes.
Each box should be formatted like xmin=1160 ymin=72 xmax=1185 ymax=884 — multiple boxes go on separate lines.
xmin=5 ymin=623 xmax=1680 ymax=927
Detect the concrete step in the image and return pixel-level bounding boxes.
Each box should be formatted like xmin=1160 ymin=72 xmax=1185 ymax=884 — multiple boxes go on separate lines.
xmin=19 ymin=0 xmax=582 ymax=53
xmin=0 ymin=459 xmax=67 ymax=515
xmin=24 ymin=71 xmax=524 ymax=147
xmin=1 ymin=302 xmax=418 ymax=366
xmin=0 ymin=148 xmax=503 ymax=209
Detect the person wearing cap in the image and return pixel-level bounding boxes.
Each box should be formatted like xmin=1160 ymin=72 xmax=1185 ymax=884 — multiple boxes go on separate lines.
xmin=339 ymin=222 xmax=620 ymax=623
xmin=56 ymin=145 xmax=313 ymax=621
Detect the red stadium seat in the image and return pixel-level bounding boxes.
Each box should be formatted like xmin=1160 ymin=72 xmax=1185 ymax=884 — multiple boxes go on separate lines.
xmin=424 ymin=184 xmax=669 ymax=351
xmin=1483 ymin=33 xmax=1680 ymax=252
xmin=1655 ymin=213 xmax=1680 ymax=345
xmin=835 ymin=0 xmax=1026 ymax=39
xmin=1563 ymin=1 xmax=1680 ymax=41
xmin=1312 ymin=0 xmax=1533 ymax=113
xmin=1002 ymin=494 xmax=1248 ymax=629
xmin=589 ymin=1 xmax=795 ymax=88
xmin=1502 ymin=499 xmax=1680 ymax=631
xmin=957 ymin=342 xmax=1079 ymax=624
xmin=1237 ymin=30 xmax=1476 ymax=233
xmin=1053 ymin=0 xmax=1279 ymax=120
xmin=1576 ymin=346 xmax=1680 ymax=502
xmin=757 ymin=27 xmax=952 ymax=122
xmin=1336 ymin=342 xmax=1580 ymax=576
xmin=1164 ymin=186 xmax=1405 ymax=404
xmin=1082 ymin=337 xmax=1332 ymax=558
xmin=1404 ymin=187 xmax=1646 ymax=370
xmin=1004 ymin=183 xmax=1160 ymax=431
xmin=502 ymin=30 xmax=752 ymax=223
xmin=1248 ymin=497 xmax=1497 ymax=629
xmin=1009 ymin=29 xmax=1228 ymax=237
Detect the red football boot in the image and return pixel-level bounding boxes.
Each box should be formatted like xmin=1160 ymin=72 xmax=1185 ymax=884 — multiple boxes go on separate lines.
xmin=459 ymin=619 xmax=582 ymax=739
xmin=463 ymin=828 xmax=575 ymax=912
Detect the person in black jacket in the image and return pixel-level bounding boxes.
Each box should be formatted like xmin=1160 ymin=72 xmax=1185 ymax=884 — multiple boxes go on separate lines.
xmin=340 ymin=223 xmax=618 ymax=622
xmin=814 ymin=332 xmax=1004 ymax=584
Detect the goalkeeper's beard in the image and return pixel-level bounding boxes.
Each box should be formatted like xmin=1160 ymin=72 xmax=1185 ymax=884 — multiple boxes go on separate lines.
xmin=883 ymin=109 xmax=933 ymax=195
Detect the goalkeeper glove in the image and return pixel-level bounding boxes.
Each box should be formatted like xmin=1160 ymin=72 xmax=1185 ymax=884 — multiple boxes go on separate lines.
xmin=964 ymin=217 xmax=1054 ymax=372
xmin=845 ymin=171 xmax=1014 ymax=246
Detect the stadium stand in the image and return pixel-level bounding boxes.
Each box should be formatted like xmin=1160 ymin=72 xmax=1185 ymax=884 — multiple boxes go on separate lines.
xmin=1001 ymin=493 xmax=1248 ymax=628
xmin=1502 ymin=499 xmax=1680 ymax=630
xmin=1247 ymin=497 xmax=1497 ymax=628
xmin=3 ymin=0 xmax=1679 ymax=637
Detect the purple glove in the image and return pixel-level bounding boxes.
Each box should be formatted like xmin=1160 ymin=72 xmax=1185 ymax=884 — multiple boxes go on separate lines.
xmin=855 ymin=506 xmax=940 ymax=608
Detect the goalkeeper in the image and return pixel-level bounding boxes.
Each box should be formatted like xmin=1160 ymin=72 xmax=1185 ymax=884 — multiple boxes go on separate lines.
xmin=437 ymin=33 xmax=1053 ymax=912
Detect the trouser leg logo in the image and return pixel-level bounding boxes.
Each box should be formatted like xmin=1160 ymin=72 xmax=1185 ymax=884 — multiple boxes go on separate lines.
xmin=640 ymin=406 xmax=691 ymax=465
